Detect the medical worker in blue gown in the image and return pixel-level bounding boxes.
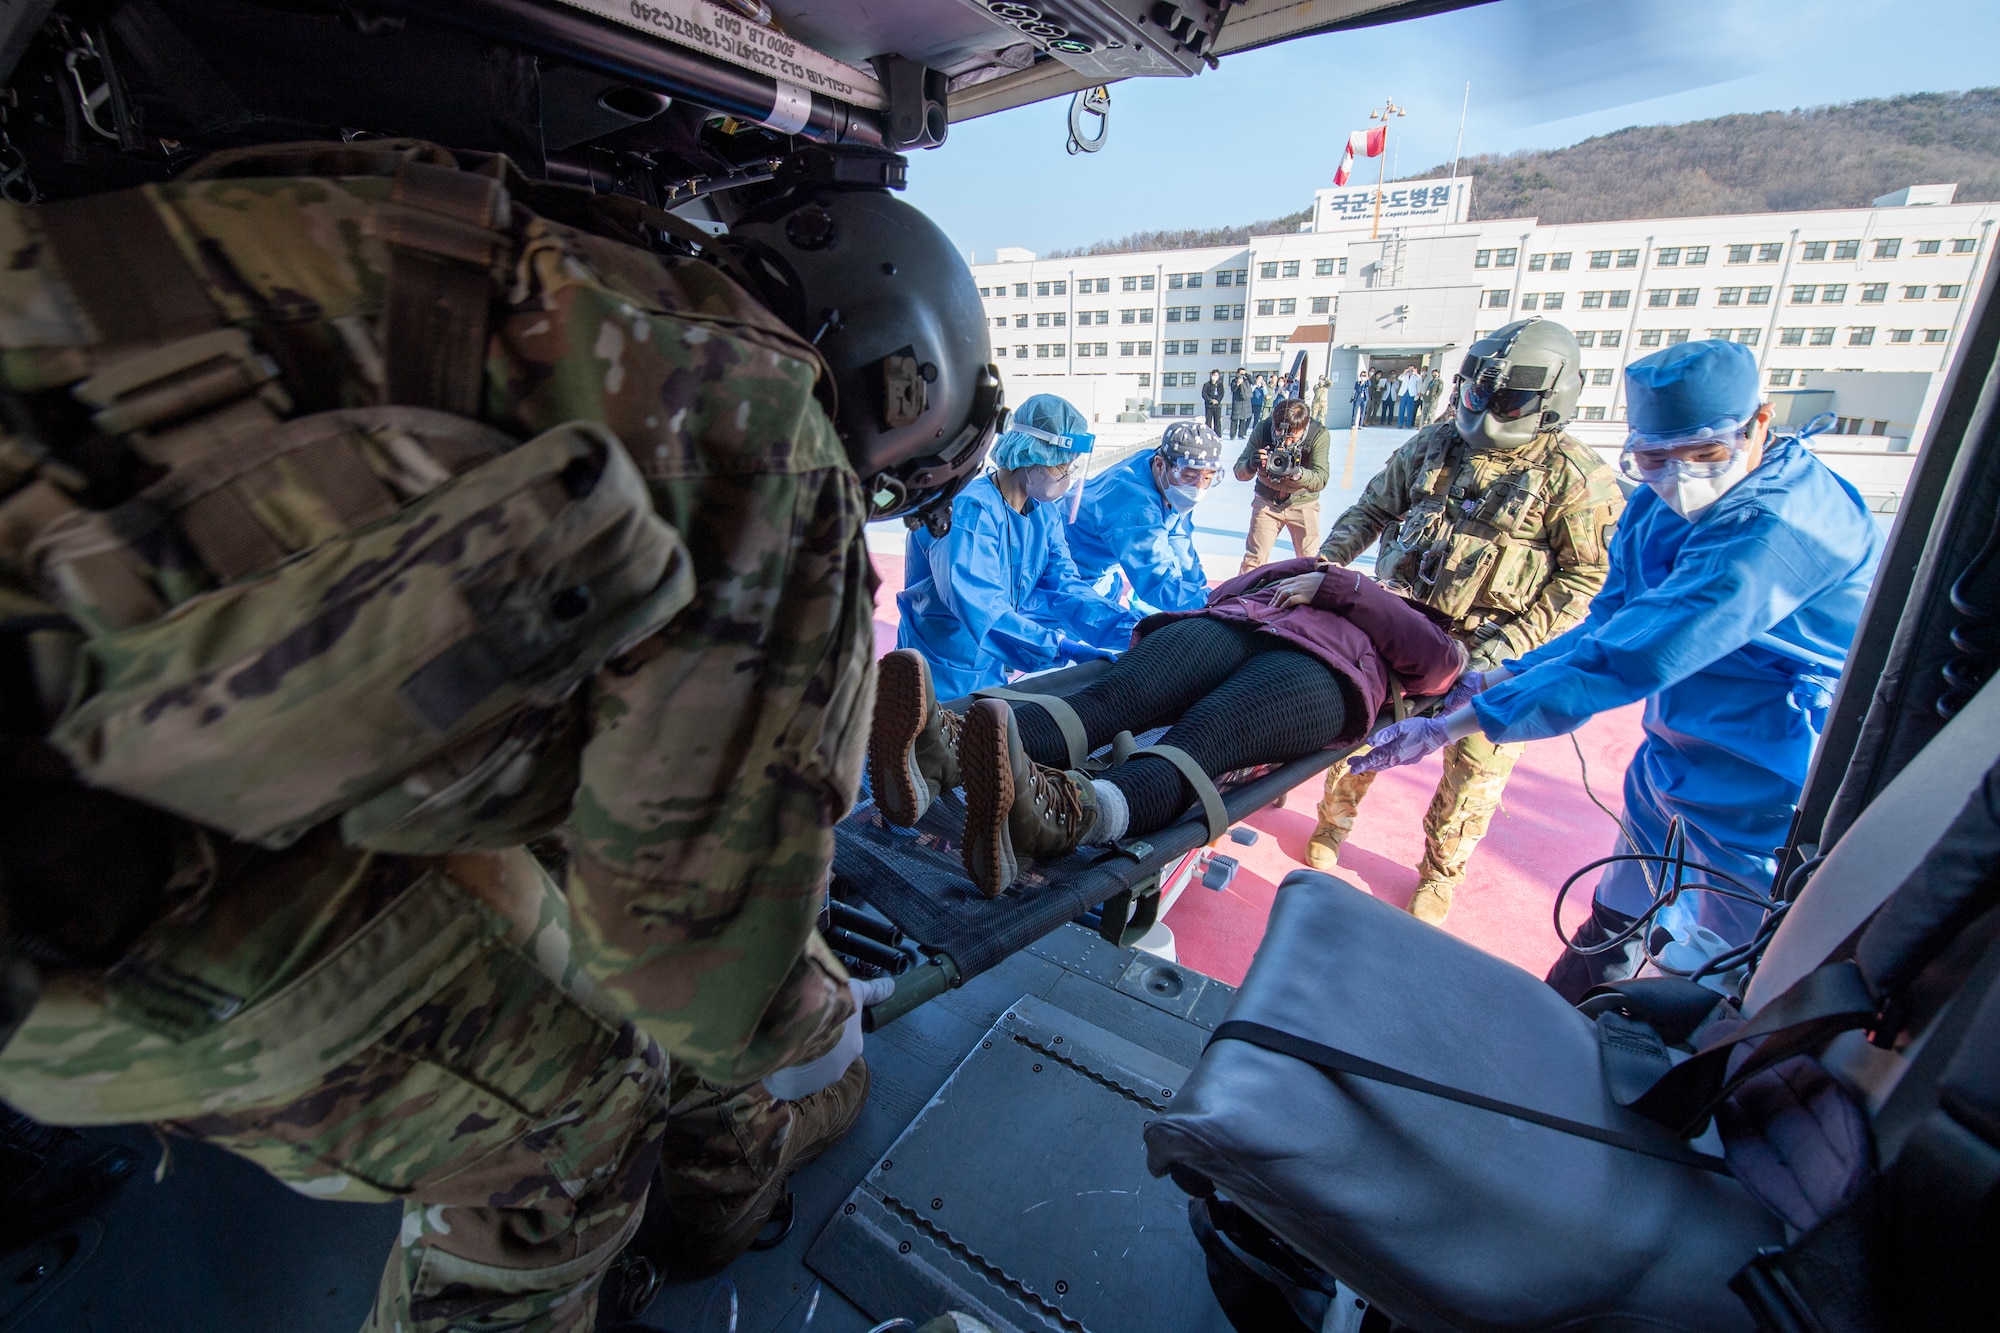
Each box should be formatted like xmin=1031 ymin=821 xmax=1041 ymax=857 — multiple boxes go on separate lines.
xmin=1351 ymin=339 xmax=1881 ymax=999
xmin=1067 ymin=421 xmax=1224 ymax=615
xmin=897 ymin=394 xmax=1142 ymax=701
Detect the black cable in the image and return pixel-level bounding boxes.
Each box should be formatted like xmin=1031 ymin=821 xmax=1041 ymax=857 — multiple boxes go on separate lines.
xmin=1551 ymin=847 xmax=1773 ymax=960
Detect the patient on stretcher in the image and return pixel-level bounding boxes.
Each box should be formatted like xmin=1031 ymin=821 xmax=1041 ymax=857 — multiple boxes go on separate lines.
xmin=870 ymin=556 xmax=1466 ymax=897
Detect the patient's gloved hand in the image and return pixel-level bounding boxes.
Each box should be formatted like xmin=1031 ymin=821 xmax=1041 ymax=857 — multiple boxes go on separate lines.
xmin=1437 ymin=670 xmax=1488 ymax=715
xmin=761 ymin=976 xmax=898 ymax=1101
xmin=1347 ymin=716 xmax=1451 ymax=774
xmin=1056 ymin=637 xmax=1119 ymax=665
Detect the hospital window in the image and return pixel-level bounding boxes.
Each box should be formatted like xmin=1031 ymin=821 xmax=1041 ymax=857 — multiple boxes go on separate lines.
xmin=1832 ymin=240 xmax=1860 ymax=260
xmin=1859 ymin=284 xmax=1887 ymax=303
xmin=1926 ymin=329 xmax=1950 ymax=343
xmin=1092 ymin=342 xmax=1108 ymax=356
xmin=1138 ymin=341 xmax=1153 ymax=354
xmin=1809 ymin=327 xmax=1835 ymax=345
xmin=1187 ymin=273 xmax=1203 ymax=287
xmin=1310 ymin=296 xmax=1330 ymax=314
xmin=1601 ymin=330 xmax=1622 ymax=347
xmin=1119 ymin=342 xmax=1136 ymax=356
xmin=1953 ymin=239 xmax=1977 ymax=253
xmin=1076 ymin=343 xmax=1092 ymax=358
xmin=1821 ymin=285 xmax=1848 ymax=303
xmin=1940 ymin=285 xmax=1963 ymax=299
xmin=1337 ymin=258 xmax=1348 ymax=275
xmin=1013 ymin=283 xmax=1028 ymax=297
xmin=1648 ymin=289 xmax=1672 ymax=307
xmin=1575 ymin=330 xmax=1597 ymax=347
xmin=1137 ymin=374 xmax=1152 ymax=386
xmin=1791 ymin=285 xmax=1816 ymax=304
xmin=1036 ymin=312 xmax=1050 ymax=327
xmin=1528 ymin=253 xmax=1547 ymax=271
xmin=1184 ymin=305 xmax=1201 ymax=320
xmin=1581 ymin=291 xmax=1603 ymax=308
xmin=1801 ymin=242 xmax=1829 ymax=261
xmin=1054 ymin=281 xmax=1068 ymax=294
xmin=1212 ymin=339 xmax=1230 ymax=353
xmin=1015 ymin=344 xmax=1028 ymax=357
xmin=1315 ymin=259 xmax=1336 ymax=276
xmin=1140 ymin=309 xmax=1154 ymax=323
xmin=1277 ymin=298 xmax=1297 ymax=315
xmin=1475 ymin=250 xmax=1493 ymax=268
xmin=1890 ymin=329 xmax=1914 ymax=343
xmin=1609 ymin=291 xmax=1630 ymax=308
xmin=1588 ymin=250 xmax=1611 ymax=269
xmin=1521 ymin=294 xmax=1538 ymax=310
xmin=993 ymin=317 xmax=1006 ymax=328
xmin=1496 ymin=248 xmax=1518 ymax=266
xmin=1758 ymin=244 xmax=1784 ymax=262
xmin=1120 ymin=310 xmax=1136 ymax=324
xmin=1616 ymin=249 xmax=1638 ymax=268
xmin=1916 ymin=240 xmax=1942 ymax=255
xmin=1543 ymin=292 xmax=1565 ymax=309
xmin=1639 ymin=329 xmax=1663 ymax=347
xmin=1122 ymin=276 xmax=1138 ymax=291
xmin=1717 ymin=287 xmax=1742 ymax=306
xmin=1036 ymin=282 xmax=1050 ymax=296
xmin=1903 ymin=285 xmax=1928 ymax=300
xmin=995 ymin=346 xmax=1006 ymax=357
xmin=1234 ymin=269 xmax=1249 ymax=283
xmin=1737 ymin=329 xmax=1760 ymax=346
xmin=1034 ymin=345 xmax=1048 ymax=358
xmin=1708 ymin=328 xmax=1735 ymax=341
xmin=1874 ymin=238 xmax=1902 ymax=259
xmin=1580 ymin=406 xmax=1607 ymax=420
xmin=1747 ymin=287 xmax=1771 ymax=305
xmin=1232 ymin=304 xmax=1245 ymax=319
xmin=1216 ymin=271 xmax=1234 ymax=287
xmin=1667 ymin=329 xmax=1690 ymax=344
xmin=1165 ymin=308 xmax=1181 ymax=322
xmin=1015 ymin=314 xmax=1028 ymax=328
xmin=1256 ymin=300 xmax=1275 ymax=316
xmin=1655 ymin=247 xmax=1681 ymax=266
xmin=1168 ymin=273 xmax=1184 ymax=289
xmin=1141 ymin=275 xmax=1156 ymax=290
xmin=1213 ymin=305 xmax=1230 ymax=320
xmin=1260 ymin=262 xmax=1278 ymax=279
xmin=1675 ymin=289 xmax=1699 ymax=306
xmin=1780 ymin=328 xmax=1805 ymax=346
xmin=1253 ymin=336 xmax=1273 ymax=352
xmin=1768 ymin=369 xmax=1794 ymax=386
xmin=1549 ymin=252 xmax=1571 ymax=270
xmin=1685 ymin=247 xmax=1710 ymax=265
xmin=1727 ymin=245 xmax=1752 ymax=264
xmin=1275 ymin=335 xmax=1289 ymax=347
xmin=1485 ymin=289 xmax=1510 ymax=308
xmin=1590 ymin=368 xmax=1613 ymax=385
xmin=1281 ymin=261 xmax=1300 ymax=278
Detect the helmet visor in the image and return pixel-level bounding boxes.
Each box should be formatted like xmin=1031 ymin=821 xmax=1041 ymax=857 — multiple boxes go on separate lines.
xmin=1459 ymin=381 xmax=1546 ymax=421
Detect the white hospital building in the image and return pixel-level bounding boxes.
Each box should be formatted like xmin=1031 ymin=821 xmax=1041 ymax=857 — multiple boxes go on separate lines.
xmin=971 ymin=179 xmax=1997 ymax=450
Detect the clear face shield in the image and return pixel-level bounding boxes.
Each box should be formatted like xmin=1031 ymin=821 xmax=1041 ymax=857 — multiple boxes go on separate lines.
xmin=1008 ymin=420 xmax=1096 ymax=519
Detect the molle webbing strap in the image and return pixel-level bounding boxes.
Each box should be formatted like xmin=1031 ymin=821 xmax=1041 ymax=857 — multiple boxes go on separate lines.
xmin=382 ymin=162 xmax=511 ymax=416
xmin=1130 ymin=743 xmax=1229 ymax=844
xmin=973 ymin=687 xmax=1090 ymax=768
xmin=41 ymin=192 xmax=220 ymax=348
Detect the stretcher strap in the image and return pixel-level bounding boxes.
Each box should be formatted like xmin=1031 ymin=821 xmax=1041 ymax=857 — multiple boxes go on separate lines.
xmin=1130 ymin=743 xmax=1228 ymax=844
xmin=973 ymin=687 xmax=1089 ymax=768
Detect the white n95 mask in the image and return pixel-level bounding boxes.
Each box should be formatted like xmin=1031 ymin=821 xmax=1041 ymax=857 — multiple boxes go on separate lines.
xmin=1165 ymin=483 xmax=1203 ymax=514
xmin=1650 ymin=451 xmax=1750 ymax=521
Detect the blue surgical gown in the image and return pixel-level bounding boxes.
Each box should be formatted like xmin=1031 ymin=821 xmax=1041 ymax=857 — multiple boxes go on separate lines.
xmin=1066 ymin=452 xmax=1212 ymax=616
xmin=897 ymin=473 xmax=1142 ymax=701
xmin=1471 ymin=435 xmax=1882 ymax=944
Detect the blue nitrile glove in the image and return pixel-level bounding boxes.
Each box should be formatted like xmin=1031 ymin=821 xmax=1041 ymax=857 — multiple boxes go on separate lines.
xmin=1056 ymin=637 xmax=1120 ymax=665
xmin=1347 ymin=716 xmax=1452 ymax=774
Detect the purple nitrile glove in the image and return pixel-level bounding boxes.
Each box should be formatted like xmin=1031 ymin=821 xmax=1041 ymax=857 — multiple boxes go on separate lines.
xmin=1347 ymin=716 xmax=1452 ymax=774
xmin=1056 ymin=637 xmax=1119 ymax=664
xmin=1437 ymin=670 xmax=1488 ymax=715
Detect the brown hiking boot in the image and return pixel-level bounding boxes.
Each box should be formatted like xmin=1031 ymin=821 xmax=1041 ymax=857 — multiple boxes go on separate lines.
xmin=659 ymin=1056 xmax=870 ymax=1276
xmin=1305 ymin=821 xmax=1343 ymax=871
xmin=959 ymin=699 xmax=1098 ymax=898
xmin=1408 ymin=879 xmax=1456 ymax=925
xmin=869 ymin=649 xmax=962 ymax=827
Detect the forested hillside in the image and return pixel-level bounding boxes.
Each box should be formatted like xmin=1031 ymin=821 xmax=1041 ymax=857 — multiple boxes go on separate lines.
xmin=1054 ymin=89 xmax=1999 ymax=254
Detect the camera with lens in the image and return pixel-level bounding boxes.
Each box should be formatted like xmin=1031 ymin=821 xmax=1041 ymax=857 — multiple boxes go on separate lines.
xmin=1264 ymin=441 xmax=1302 ymax=476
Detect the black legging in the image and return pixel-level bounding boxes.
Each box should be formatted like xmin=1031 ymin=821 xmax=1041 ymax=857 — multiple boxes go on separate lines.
xmin=1014 ymin=618 xmax=1351 ymax=836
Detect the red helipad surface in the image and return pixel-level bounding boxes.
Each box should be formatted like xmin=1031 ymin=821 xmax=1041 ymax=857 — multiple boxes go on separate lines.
xmin=868 ymin=553 xmax=1646 ymax=987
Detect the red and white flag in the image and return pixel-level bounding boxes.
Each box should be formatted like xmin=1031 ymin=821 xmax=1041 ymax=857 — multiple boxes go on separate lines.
xmin=1333 ymin=124 xmax=1387 ymax=186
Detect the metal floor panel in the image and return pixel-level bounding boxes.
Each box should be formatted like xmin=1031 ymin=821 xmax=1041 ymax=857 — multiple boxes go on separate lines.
xmin=12 ymin=926 xmax=1228 ymax=1333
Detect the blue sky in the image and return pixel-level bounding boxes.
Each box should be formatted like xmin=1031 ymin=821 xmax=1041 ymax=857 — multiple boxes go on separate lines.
xmin=903 ymin=0 xmax=2000 ymax=261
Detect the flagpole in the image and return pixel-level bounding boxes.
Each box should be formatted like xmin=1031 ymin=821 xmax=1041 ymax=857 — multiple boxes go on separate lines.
xmin=1368 ymin=99 xmax=1406 ymax=240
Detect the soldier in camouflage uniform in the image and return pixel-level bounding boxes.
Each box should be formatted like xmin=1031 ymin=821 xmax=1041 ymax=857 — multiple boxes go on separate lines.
xmin=1310 ymin=320 xmax=1624 ymax=924
xmin=0 ymin=141 xmax=996 ymax=1330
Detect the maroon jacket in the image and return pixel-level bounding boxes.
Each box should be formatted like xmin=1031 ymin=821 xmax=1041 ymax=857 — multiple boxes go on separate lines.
xmin=1133 ymin=557 xmax=1466 ymax=741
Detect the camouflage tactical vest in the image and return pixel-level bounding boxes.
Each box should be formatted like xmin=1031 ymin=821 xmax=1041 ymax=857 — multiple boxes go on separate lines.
xmin=0 ymin=143 xmax=737 ymax=863
xmin=1374 ymin=421 xmax=1600 ymax=628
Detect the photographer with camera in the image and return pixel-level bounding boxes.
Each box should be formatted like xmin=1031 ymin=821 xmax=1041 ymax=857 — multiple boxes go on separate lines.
xmin=1235 ymin=397 xmax=1332 ymax=573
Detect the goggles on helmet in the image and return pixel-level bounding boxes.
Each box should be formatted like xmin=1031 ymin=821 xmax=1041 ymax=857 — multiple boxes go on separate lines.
xmin=1458 ymin=381 xmax=1547 ymax=422
xmin=1458 ymin=343 xmax=1559 ymax=422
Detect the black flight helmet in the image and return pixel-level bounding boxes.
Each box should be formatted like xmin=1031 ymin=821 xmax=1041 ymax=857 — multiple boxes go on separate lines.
xmin=725 ymin=147 xmax=1001 ymax=533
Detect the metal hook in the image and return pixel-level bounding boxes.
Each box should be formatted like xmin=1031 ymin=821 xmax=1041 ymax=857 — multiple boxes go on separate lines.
xmin=1066 ymin=85 xmax=1110 ymax=155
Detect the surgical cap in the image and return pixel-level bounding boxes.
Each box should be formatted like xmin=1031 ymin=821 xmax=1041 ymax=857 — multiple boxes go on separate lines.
xmin=1623 ymin=339 xmax=1763 ymax=450
xmin=991 ymin=394 xmax=1094 ymax=470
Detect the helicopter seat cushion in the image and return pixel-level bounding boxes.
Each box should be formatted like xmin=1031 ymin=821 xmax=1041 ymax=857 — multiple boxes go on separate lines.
xmin=1143 ymin=871 xmax=1781 ymax=1333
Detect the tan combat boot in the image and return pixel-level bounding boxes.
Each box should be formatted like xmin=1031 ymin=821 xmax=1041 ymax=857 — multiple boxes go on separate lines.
xmin=1407 ymin=879 xmax=1456 ymax=925
xmin=1305 ymin=822 xmax=1343 ymax=871
xmin=868 ymin=649 xmax=962 ymax=826
xmin=958 ymin=699 xmax=1099 ymax=898
xmin=660 ymin=1057 xmax=871 ymax=1275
